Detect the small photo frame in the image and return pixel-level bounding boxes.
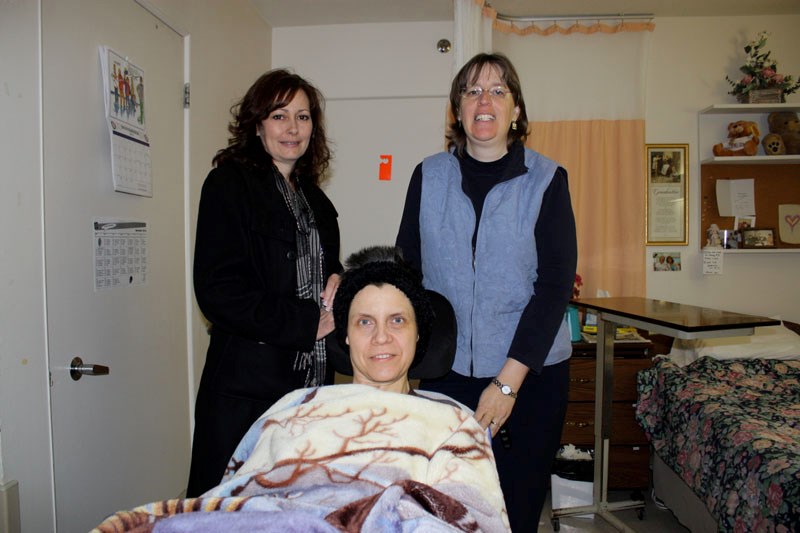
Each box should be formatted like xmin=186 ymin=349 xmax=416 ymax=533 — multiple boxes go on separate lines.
xmin=742 ymin=228 xmax=775 ymax=248
xmin=734 ymin=216 xmax=756 ymax=233
xmin=652 ymin=252 xmax=681 ymax=271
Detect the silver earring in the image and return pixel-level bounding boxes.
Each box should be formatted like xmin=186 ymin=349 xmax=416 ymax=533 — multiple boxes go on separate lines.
xmin=511 ymin=121 xmax=518 ymax=131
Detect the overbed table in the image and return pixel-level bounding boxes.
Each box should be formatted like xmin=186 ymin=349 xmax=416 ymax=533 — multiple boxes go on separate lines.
xmin=554 ymin=297 xmax=780 ymax=532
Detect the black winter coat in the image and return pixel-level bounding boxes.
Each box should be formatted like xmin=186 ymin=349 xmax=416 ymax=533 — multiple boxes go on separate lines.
xmin=193 ymin=160 xmax=342 ymax=403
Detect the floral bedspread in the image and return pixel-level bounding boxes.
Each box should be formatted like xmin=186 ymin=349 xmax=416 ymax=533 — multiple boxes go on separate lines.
xmin=636 ymin=355 xmax=800 ymax=532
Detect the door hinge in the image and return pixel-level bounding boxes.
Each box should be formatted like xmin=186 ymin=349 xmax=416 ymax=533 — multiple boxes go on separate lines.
xmin=183 ymin=82 xmax=190 ymax=109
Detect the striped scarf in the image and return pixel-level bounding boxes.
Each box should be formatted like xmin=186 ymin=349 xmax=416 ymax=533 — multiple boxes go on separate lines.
xmin=273 ymin=169 xmax=326 ymax=387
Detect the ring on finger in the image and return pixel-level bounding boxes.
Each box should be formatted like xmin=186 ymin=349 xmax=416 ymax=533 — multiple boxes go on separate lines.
xmin=490 ymin=420 xmax=497 ymax=426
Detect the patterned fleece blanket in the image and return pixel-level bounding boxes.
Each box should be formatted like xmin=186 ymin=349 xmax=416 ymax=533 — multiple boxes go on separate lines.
xmin=93 ymin=384 xmax=510 ymax=532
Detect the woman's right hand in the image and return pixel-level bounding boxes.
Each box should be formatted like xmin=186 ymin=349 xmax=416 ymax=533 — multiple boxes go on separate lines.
xmin=320 ymin=273 xmax=341 ymax=312
xmin=316 ymin=307 xmax=334 ymax=340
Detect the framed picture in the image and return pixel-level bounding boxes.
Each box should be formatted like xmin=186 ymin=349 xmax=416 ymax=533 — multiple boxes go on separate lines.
xmin=742 ymin=228 xmax=775 ymax=248
xmin=652 ymin=252 xmax=682 ymax=271
xmin=734 ymin=215 xmax=756 ymax=233
xmin=646 ymin=144 xmax=689 ymax=245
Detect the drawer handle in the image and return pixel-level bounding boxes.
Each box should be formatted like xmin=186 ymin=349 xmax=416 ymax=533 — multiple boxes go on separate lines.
xmin=569 ymin=378 xmax=594 ymax=384
xmin=565 ymin=421 xmax=593 ymax=428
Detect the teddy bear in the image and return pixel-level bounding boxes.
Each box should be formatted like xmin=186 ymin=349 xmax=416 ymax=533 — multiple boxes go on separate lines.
xmin=762 ymin=133 xmax=786 ymax=155
xmin=713 ymin=120 xmax=761 ymax=157
xmin=762 ymin=111 xmax=800 ymax=155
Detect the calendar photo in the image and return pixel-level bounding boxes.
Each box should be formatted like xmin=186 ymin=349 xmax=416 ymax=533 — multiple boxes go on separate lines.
xmin=105 ymin=48 xmax=147 ymax=129
xmin=100 ymin=46 xmax=153 ymax=197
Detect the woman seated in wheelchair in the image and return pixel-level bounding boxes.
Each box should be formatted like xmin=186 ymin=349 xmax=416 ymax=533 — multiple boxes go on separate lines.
xmin=94 ymin=246 xmax=509 ymax=533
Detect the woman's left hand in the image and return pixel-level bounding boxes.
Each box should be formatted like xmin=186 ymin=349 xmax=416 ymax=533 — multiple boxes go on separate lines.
xmin=475 ymin=387 xmax=516 ymax=438
xmin=474 ymin=358 xmax=529 ymax=438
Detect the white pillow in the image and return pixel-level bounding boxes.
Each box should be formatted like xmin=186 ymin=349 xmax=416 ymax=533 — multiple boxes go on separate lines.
xmin=669 ymin=323 xmax=800 ymax=366
xmin=666 ymin=343 xmax=696 ymax=367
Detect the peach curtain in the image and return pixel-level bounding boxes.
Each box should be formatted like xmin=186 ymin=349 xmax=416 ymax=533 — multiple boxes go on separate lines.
xmin=527 ymin=121 xmax=646 ymax=298
xmin=494 ymin=29 xmax=650 ymax=298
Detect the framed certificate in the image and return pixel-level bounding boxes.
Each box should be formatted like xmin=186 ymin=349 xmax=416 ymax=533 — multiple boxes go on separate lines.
xmin=645 ymin=143 xmax=689 ymax=245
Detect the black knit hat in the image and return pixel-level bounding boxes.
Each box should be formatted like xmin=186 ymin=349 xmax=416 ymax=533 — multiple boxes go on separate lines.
xmin=328 ymin=246 xmax=455 ymax=379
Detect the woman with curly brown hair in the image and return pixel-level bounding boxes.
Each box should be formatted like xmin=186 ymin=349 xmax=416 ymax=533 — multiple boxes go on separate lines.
xmin=187 ymin=69 xmax=342 ymax=496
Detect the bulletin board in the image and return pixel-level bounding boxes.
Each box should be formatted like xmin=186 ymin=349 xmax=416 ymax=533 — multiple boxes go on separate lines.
xmin=701 ymin=164 xmax=800 ymax=249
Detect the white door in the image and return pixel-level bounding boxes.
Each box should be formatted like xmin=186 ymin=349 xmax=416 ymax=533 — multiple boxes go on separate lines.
xmin=324 ymin=97 xmax=447 ymax=258
xmin=42 ymin=1 xmax=189 ymax=531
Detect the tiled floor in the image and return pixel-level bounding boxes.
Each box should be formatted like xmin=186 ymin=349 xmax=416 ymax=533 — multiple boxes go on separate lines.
xmin=536 ymin=490 xmax=691 ymax=532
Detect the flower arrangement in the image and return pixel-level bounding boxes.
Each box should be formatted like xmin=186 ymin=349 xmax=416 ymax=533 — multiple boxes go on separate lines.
xmin=726 ymin=31 xmax=800 ymax=99
xmin=572 ymin=274 xmax=583 ymax=299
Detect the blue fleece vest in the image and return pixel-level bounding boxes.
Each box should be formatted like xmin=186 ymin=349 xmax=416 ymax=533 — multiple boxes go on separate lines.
xmin=419 ymin=149 xmax=572 ymax=377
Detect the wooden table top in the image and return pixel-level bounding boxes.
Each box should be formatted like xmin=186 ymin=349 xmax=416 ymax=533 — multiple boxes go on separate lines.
xmin=571 ymin=297 xmax=780 ymax=339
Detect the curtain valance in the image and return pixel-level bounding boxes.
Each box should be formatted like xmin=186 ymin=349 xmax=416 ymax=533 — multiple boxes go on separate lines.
xmin=475 ymin=0 xmax=655 ymax=37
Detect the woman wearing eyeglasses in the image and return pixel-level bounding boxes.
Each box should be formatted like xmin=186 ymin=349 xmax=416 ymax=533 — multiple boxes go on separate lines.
xmin=396 ymin=53 xmax=577 ymax=530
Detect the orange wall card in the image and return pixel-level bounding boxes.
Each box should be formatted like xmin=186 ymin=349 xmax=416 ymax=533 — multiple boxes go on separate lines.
xmin=379 ymin=154 xmax=392 ymax=181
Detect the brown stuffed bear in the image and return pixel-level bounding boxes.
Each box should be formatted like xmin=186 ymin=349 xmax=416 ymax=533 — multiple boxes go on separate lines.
xmin=762 ymin=133 xmax=786 ymax=155
xmin=713 ymin=121 xmax=761 ymax=157
xmin=765 ymin=111 xmax=800 ymax=155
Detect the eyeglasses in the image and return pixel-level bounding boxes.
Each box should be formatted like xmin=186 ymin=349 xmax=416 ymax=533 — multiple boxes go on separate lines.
xmin=460 ymin=85 xmax=510 ymax=100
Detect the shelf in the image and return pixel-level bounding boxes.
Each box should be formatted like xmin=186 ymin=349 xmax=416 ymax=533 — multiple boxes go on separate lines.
xmin=698 ymin=105 xmax=800 ymax=252
xmin=705 ymin=248 xmax=800 ymax=254
xmin=698 ymin=103 xmax=800 ymax=160
xmin=700 ymin=155 xmax=800 ymax=165
xmin=699 ymin=103 xmax=800 ymax=115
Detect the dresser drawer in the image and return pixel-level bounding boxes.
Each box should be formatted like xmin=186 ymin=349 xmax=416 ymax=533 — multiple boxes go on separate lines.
xmin=608 ymin=445 xmax=650 ymax=489
xmin=568 ymin=358 xmax=652 ymax=402
xmin=562 ymin=402 xmax=646 ymax=446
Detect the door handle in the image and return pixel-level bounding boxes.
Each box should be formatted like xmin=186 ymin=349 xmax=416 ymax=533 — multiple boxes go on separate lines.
xmin=70 ymin=357 xmax=110 ymax=381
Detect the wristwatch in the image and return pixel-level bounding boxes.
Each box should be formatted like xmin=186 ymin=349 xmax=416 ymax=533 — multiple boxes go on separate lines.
xmin=491 ymin=378 xmax=518 ymax=398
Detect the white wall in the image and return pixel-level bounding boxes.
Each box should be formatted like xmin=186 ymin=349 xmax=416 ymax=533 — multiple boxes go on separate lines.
xmin=273 ymin=22 xmax=453 ymax=100
xmin=272 ymin=22 xmax=454 ymax=258
xmin=644 ymin=16 xmax=800 ymax=323
xmin=0 ymin=1 xmax=270 ymax=531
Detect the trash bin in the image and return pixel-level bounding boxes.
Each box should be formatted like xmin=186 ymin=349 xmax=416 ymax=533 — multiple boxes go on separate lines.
xmin=551 ymin=446 xmax=594 ymax=517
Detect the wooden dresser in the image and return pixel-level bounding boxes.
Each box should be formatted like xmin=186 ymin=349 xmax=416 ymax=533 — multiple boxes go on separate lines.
xmin=562 ymin=339 xmax=656 ymax=490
